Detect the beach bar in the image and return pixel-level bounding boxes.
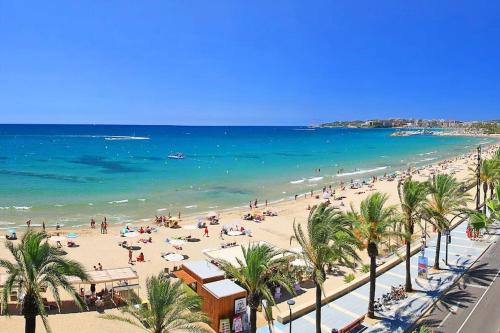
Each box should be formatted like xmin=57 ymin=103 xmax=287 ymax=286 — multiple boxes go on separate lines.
xmin=174 ymin=260 xmax=248 ymax=332
xmin=174 ymin=260 xmax=225 ymax=292
xmin=200 ymin=279 xmax=247 ymax=333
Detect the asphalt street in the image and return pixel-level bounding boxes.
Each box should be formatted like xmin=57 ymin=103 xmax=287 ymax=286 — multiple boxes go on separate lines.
xmin=417 ymin=222 xmax=500 ymax=333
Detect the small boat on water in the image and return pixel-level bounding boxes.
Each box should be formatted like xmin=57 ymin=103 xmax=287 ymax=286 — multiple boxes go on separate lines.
xmin=167 ymin=153 xmax=185 ymax=160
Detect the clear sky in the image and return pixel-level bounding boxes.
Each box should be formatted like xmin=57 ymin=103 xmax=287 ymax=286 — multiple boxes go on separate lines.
xmin=1 ymin=1 xmax=499 ymax=125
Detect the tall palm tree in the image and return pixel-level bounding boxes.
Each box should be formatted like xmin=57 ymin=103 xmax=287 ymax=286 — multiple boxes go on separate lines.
xmin=216 ymin=243 xmax=293 ymax=333
xmin=102 ymin=274 xmax=209 ymax=333
xmin=347 ymin=192 xmax=396 ymax=318
xmin=0 ymin=231 xmax=88 ymax=333
xmin=422 ymin=174 xmax=469 ymax=270
xmin=479 ymin=159 xmax=499 ymax=211
xmin=397 ymin=178 xmax=428 ymax=292
xmin=291 ymin=203 xmax=360 ymax=333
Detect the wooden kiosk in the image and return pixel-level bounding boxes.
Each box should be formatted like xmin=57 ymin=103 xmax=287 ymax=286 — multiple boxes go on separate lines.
xmin=174 ymin=260 xmax=247 ymax=332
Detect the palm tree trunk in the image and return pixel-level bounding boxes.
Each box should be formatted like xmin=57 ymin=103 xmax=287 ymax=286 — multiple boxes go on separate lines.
xmin=315 ymin=283 xmax=322 ymax=333
xmin=22 ymin=293 xmax=37 ymax=333
xmin=434 ymin=231 xmax=441 ymax=270
xmin=250 ymin=306 xmax=257 ymax=333
xmin=483 ymin=183 xmax=488 ymax=214
xmin=25 ymin=316 xmax=36 ymax=333
xmin=367 ymin=243 xmax=377 ymax=319
xmin=405 ymin=239 xmax=412 ymax=292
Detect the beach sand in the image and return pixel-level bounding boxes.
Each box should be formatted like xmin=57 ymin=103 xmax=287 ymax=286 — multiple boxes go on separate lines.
xmin=0 ymin=143 xmax=498 ymax=333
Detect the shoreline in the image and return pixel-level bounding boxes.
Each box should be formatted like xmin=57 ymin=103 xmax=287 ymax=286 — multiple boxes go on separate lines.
xmin=11 ymin=141 xmax=499 ymax=237
xmin=1 ymin=130 xmax=497 ymax=229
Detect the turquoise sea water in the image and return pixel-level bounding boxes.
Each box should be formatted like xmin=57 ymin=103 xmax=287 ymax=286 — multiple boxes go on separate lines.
xmin=0 ymin=125 xmax=495 ymax=228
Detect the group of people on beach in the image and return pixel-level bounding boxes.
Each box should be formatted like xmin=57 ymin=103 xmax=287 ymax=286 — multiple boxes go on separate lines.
xmin=249 ymin=198 xmax=269 ymax=209
xmin=89 ymin=217 xmax=108 ymax=234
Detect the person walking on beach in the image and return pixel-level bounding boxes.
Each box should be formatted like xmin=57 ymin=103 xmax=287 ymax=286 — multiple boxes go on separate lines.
xmin=103 ymin=221 xmax=108 ymax=234
xmin=254 ymin=199 xmax=258 ymax=208
xmin=26 ymin=220 xmax=31 ymax=229
xmin=203 ymin=226 xmax=209 ymax=237
xmin=42 ymin=221 xmax=46 ymax=232
xmin=219 ymin=229 xmax=224 ymax=240
xmin=100 ymin=221 xmax=104 ymax=234
xmin=128 ymin=248 xmax=133 ymax=264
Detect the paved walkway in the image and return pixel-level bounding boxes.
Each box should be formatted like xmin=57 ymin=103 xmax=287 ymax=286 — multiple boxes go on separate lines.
xmin=257 ymin=219 xmax=497 ymax=333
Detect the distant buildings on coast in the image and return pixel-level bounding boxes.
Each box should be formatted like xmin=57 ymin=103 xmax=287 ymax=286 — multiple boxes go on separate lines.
xmin=315 ymin=118 xmax=500 ymax=134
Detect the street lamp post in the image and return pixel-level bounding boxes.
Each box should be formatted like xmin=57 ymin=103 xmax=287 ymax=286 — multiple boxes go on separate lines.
xmin=476 ymin=145 xmax=481 ymax=211
xmin=445 ymin=228 xmax=450 ymax=266
xmin=287 ymin=299 xmax=295 ymax=333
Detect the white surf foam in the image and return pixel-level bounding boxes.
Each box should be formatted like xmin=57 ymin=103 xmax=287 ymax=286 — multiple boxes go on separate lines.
xmin=336 ymin=166 xmax=388 ymax=177
xmin=290 ymin=179 xmax=305 ymax=184
xmin=108 ymin=200 xmax=128 ymax=204
xmin=185 ymin=205 xmax=197 ymax=209
xmin=13 ymin=206 xmax=31 ymax=210
xmin=308 ymin=176 xmax=324 ymax=182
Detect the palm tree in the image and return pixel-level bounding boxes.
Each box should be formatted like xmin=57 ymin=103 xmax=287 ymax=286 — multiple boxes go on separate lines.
xmin=486 ymin=184 xmax=500 ymax=220
xmin=291 ymin=203 xmax=360 ymax=333
xmin=102 ymin=274 xmax=209 ymax=333
xmin=422 ymin=174 xmax=469 ymax=270
xmin=216 ymin=243 xmax=293 ymax=333
xmin=468 ymin=210 xmax=492 ymax=234
xmin=397 ymin=178 xmax=428 ymax=292
xmin=479 ymin=159 xmax=498 ymax=212
xmin=0 ymin=231 xmax=88 ymax=333
xmin=347 ymin=192 xmax=396 ymax=318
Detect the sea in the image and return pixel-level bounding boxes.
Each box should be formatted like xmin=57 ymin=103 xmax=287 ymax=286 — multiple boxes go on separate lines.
xmin=0 ymin=124 xmax=495 ymax=229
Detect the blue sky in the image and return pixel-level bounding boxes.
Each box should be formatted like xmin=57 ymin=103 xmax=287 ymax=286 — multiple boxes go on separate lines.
xmin=1 ymin=1 xmax=499 ymax=125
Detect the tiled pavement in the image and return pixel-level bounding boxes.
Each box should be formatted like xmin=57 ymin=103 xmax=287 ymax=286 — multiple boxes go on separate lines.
xmin=257 ymin=220 xmax=498 ymax=333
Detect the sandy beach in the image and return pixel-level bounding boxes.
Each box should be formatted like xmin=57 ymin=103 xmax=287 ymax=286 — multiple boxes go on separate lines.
xmin=1 ymin=143 xmax=498 ymax=333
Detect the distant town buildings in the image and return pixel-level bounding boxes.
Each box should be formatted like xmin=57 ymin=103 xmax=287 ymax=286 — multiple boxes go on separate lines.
xmin=317 ymin=118 xmax=499 ymax=133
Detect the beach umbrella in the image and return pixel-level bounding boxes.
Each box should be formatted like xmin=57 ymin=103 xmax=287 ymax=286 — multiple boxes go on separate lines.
xmin=49 ymin=236 xmax=65 ymax=242
xmin=206 ymin=211 xmax=217 ymax=218
xmin=164 ymin=253 xmax=185 ymax=262
xmin=167 ymin=239 xmax=185 ymax=246
xmin=123 ymin=231 xmax=139 ymax=238
xmin=66 ymin=232 xmax=79 ymax=239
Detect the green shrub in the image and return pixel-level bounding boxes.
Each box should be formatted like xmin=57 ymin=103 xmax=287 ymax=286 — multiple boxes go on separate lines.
xmin=344 ymin=273 xmax=355 ymax=283
xmin=360 ymin=264 xmax=370 ymax=274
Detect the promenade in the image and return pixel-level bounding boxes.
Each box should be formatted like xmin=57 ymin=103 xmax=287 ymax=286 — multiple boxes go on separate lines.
xmin=257 ymin=218 xmax=498 ymax=333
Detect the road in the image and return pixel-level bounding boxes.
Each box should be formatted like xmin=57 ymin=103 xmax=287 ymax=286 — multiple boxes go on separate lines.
xmin=416 ymin=223 xmax=500 ymax=333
